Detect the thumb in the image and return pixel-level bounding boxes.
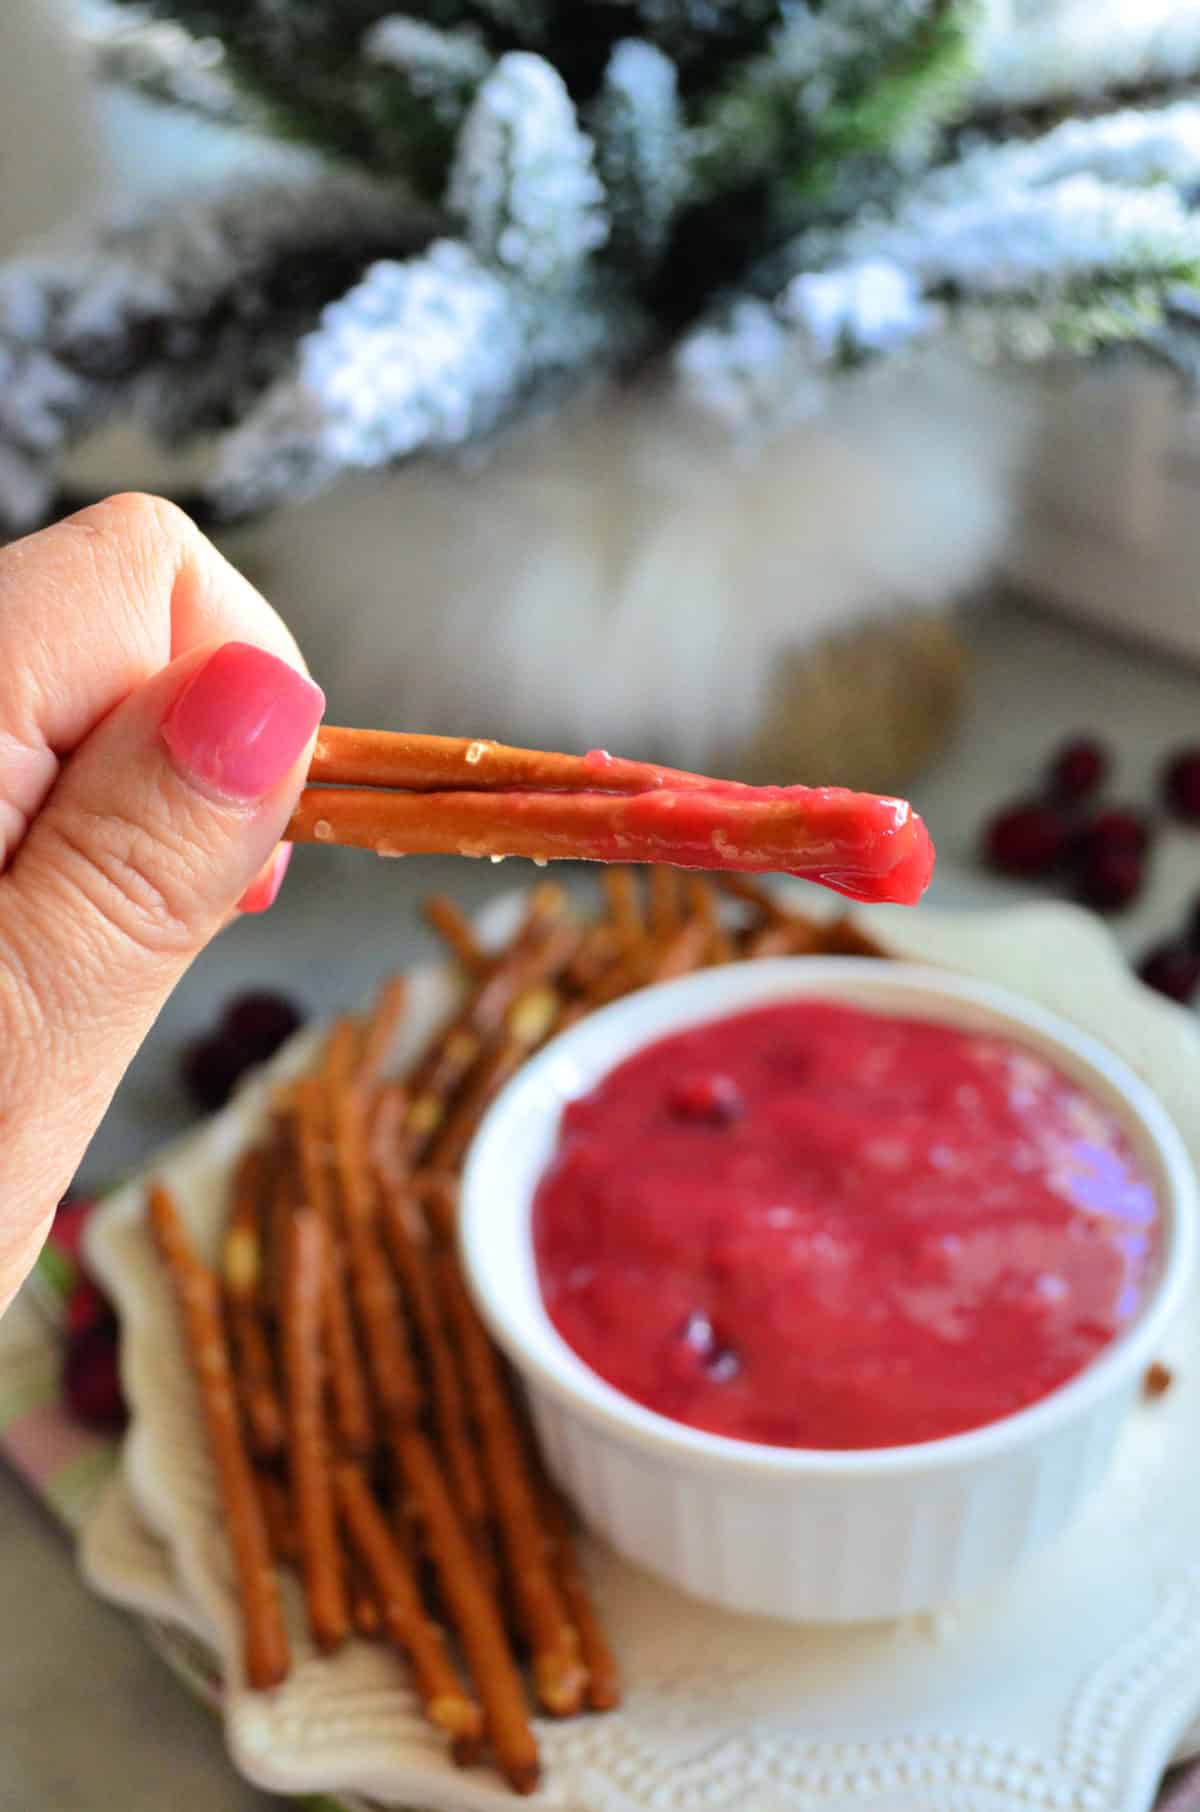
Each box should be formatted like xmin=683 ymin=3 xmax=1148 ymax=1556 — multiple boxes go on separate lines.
xmin=1 ymin=641 xmax=323 ymax=1243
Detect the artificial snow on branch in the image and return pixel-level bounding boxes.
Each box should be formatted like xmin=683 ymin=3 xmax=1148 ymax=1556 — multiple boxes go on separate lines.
xmin=972 ymin=0 xmax=1200 ymax=117
xmin=0 ymin=173 xmax=424 ymax=533
xmin=212 ymin=241 xmax=646 ymax=516
xmin=590 ymin=40 xmax=684 ymax=270
xmin=448 ymin=53 xmax=609 ymax=288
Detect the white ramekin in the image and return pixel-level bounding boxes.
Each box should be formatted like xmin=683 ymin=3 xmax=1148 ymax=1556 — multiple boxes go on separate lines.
xmin=459 ymin=959 xmax=1197 ymax=1623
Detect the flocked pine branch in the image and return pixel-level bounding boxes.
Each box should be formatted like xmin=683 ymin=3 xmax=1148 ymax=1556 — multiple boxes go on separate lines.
xmin=971 ymin=0 xmax=1200 ymax=119
xmin=5 ymin=0 xmax=1200 ymax=525
xmin=0 ymin=174 xmax=424 ymax=533
xmin=589 ymin=40 xmax=684 ymax=270
xmin=212 ymin=243 xmax=645 ymax=516
xmin=448 ymin=53 xmax=609 ymax=287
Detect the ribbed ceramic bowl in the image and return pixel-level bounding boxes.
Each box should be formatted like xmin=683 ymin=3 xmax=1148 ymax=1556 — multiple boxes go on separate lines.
xmin=460 ymin=958 xmax=1197 ymax=1624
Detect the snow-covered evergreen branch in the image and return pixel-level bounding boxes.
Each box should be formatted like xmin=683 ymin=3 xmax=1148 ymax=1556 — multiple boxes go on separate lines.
xmin=212 ymin=241 xmax=645 ymax=515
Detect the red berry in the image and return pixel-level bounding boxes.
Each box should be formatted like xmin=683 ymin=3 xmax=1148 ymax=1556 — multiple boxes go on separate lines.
xmin=1049 ymin=736 xmax=1108 ymax=802
xmin=983 ymin=801 xmax=1071 ymax=878
xmin=1075 ymin=844 xmax=1144 ymax=912
xmin=668 ymin=1073 xmax=744 ymax=1124
xmin=221 ymin=990 xmax=305 ymax=1065
xmin=1139 ymin=942 xmax=1200 ymax=1004
xmin=1163 ymin=747 xmax=1200 ymax=823
xmin=1075 ymin=806 xmax=1151 ymax=862
xmin=181 ymin=1032 xmax=250 ymax=1114
xmin=66 ymin=1277 xmax=114 ymax=1339
xmin=63 ymin=1322 xmax=127 ymax=1433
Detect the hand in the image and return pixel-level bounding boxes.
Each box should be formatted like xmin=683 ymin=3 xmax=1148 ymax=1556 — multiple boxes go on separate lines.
xmin=0 ymin=494 xmax=325 ymax=1313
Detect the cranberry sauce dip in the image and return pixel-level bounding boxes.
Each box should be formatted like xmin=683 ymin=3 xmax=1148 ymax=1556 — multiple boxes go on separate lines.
xmin=532 ymin=1000 xmax=1161 ymax=1450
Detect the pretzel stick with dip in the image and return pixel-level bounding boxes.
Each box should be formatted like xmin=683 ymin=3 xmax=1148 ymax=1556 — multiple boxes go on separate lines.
xmin=147 ymin=1184 xmax=289 ymax=1689
xmin=281 ymin=1207 xmax=351 ymax=1653
xmin=290 ymin=729 xmax=935 ymax=905
xmin=334 ymin=1461 xmax=484 ymax=1758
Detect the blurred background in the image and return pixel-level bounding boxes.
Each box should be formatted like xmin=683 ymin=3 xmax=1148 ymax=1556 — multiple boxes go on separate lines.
xmin=5 ymin=8 xmax=1200 ymax=1803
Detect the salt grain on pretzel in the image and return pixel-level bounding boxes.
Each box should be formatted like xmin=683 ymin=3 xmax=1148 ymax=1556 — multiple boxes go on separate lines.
xmin=147 ymin=1183 xmax=289 ymax=1690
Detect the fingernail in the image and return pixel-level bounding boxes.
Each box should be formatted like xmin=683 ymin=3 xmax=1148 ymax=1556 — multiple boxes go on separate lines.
xmin=237 ymin=843 xmax=292 ymax=915
xmin=161 ymin=643 xmax=324 ymax=802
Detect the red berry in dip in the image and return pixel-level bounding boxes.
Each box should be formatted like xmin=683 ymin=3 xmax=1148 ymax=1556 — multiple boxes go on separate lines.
xmin=1139 ymin=943 xmax=1200 ymax=1004
xmin=1075 ymin=843 xmax=1144 ymax=913
xmin=983 ymin=801 xmax=1070 ymax=878
xmin=221 ymin=989 xmax=305 ymax=1064
xmin=1163 ymin=747 xmax=1200 ymax=823
xmin=1049 ymin=736 xmax=1108 ymax=802
xmin=534 ymin=1000 xmax=1160 ymax=1451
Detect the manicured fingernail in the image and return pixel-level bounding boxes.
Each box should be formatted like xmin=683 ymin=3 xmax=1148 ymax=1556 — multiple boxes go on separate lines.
xmin=161 ymin=643 xmax=324 ymax=802
xmin=237 ymin=843 xmax=292 ymax=915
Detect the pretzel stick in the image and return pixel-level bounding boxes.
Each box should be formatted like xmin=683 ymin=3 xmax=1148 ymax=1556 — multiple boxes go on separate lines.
xmin=537 ymin=1481 xmax=621 ymax=1713
xmin=648 ymin=865 xmax=680 ymax=937
xmin=147 ymin=1184 xmax=289 ymax=1690
xmin=281 ymin=1207 xmax=351 ymax=1653
xmin=288 ymin=783 xmax=932 ymax=903
xmin=424 ymin=895 xmax=489 ymax=975
xmin=404 ymin=912 xmax=576 ymax=1164
xmin=684 ymin=875 xmax=735 ymax=965
xmin=358 ymin=976 xmax=408 ymax=1088
xmin=257 ymin=1469 xmax=299 ymax=1565
xmin=329 ymin=1084 xmax=423 ymax=1424
xmin=293 ymin=1082 xmax=375 ymax=1457
xmin=321 ymin=1015 xmax=362 ymax=1086
xmin=646 ymin=914 xmax=714 ymax=984
xmin=374 ymin=1159 xmax=490 ymax=1542
xmin=309 ymin=726 xmax=757 ymax=797
xmin=392 ymin=1428 xmax=540 ymax=1796
xmin=334 ymin=1462 xmax=484 ymax=1755
xmin=742 ymin=916 xmax=824 ymax=958
xmin=435 ymin=1254 xmax=585 ymax=1717
xmin=222 ymin=1150 xmax=285 ymax=1460
xmin=348 ymin=1549 xmax=383 ymax=1639
xmin=423 ymin=982 xmax=565 ymax=1174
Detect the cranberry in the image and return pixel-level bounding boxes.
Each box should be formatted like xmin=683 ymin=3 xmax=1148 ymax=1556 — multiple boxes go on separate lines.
xmin=1138 ymin=942 xmax=1200 ymax=1004
xmin=1075 ymin=843 xmax=1144 ymax=912
xmin=182 ymin=1031 xmax=250 ymax=1114
xmin=1048 ymin=736 xmax=1108 ymax=802
xmin=1074 ymin=806 xmax=1151 ymax=863
xmin=982 ymin=801 xmax=1071 ymax=879
xmin=1163 ymin=747 xmax=1200 ymax=823
xmin=63 ymin=1322 xmax=127 ymax=1433
xmin=668 ymin=1073 xmax=744 ymax=1124
xmin=66 ymin=1276 xmax=114 ymax=1339
xmin=221 ymin=990 xmax=305 ymax=1064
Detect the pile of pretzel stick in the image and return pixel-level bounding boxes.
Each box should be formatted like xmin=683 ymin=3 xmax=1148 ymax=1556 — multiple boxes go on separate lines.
xmin=147 ymin=872 xmax=886 ymax=1794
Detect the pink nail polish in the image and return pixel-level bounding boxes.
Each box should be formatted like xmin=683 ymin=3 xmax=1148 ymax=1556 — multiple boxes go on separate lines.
xmin=161 ymin=643 xmax=324 ymax=802
xmin=237 ymin=843 xmax=293 ymax=915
